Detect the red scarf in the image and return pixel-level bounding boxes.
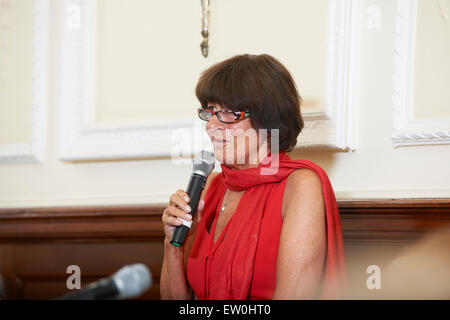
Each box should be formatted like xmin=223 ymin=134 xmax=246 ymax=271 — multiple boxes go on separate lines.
xmin=192 ymin=152 xmax=347 ymax=299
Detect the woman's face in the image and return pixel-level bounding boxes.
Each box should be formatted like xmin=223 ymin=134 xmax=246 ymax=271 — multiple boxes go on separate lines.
xmin=205 ymin=103 xmax=268 ymax=168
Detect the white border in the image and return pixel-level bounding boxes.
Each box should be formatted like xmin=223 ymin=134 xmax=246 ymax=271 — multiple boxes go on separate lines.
xmin=0 ymin=0 xmax=48 ymax=164
xmin=392 ymin=0 xmax=450 ymax=148
xmin=59 ymin=0 xmax=360 ymax=161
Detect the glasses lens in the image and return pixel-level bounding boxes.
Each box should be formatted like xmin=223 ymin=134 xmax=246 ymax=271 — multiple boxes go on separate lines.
xmin=198 ymin=108 xmax=212 ymax=121
xmin=217 ymin=111 xmax=236 ymax=123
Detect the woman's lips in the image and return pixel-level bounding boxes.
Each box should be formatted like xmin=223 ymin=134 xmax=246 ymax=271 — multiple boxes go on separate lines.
xmin=211 ymin=137 xmax=229 ymax=146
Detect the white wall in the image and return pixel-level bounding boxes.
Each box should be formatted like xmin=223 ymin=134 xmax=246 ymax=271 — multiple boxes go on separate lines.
xmin=0 ymin=0 xmax=449 ymax=208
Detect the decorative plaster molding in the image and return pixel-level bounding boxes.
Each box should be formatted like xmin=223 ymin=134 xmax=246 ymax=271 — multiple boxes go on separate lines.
xmin=392 ymin=0 xmax=450 ymax=148
xmin=298 ymin=0 xmax=360 ymax=151
xmin=0 ymin=0 xmax=48 ymax=163
xmin=59 ymin=0 xmax=359 ymax=161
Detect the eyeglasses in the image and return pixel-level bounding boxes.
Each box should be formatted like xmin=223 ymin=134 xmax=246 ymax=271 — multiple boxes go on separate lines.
xmin=197 ymin=106 xmax=251 ymax=124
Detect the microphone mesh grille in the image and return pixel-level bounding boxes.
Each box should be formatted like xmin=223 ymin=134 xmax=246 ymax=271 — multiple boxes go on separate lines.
xmin=193 ymin=150 xmax=215 ymax=177
xmin=113 ymin=264 xmax=152 ymax=299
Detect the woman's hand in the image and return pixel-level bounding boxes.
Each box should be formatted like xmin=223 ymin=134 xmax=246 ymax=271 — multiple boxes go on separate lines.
xmin=161 ymin=190 xmax=204 ymax=300
xmin=162 ymin=190 xmax=205 ymax=242
xmin=160 ymin=173 xmax=216 ymax=300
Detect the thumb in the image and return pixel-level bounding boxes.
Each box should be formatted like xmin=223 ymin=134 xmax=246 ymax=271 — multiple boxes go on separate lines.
xmin=196 ymin=199 xmax=205 ymax=221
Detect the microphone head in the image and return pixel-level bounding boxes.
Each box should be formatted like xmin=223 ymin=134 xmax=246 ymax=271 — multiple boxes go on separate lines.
xmin=112 ymin=263 xmax=152 ymax=299
xmin=192 ymin=150 xmax=215 ymax=177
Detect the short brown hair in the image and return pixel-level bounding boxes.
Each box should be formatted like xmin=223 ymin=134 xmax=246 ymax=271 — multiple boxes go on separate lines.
xmin=195 ymin=54 xmax=304 ymax=152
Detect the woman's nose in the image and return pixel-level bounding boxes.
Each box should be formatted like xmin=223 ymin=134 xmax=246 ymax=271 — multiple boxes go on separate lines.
xmin=206 ymin=113 xmax=224 ymax=130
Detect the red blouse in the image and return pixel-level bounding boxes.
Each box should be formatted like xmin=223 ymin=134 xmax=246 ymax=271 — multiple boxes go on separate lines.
xmin=186 ymin=175 xmax=286 ymax=300
xmin=185 ymin=152 xmax=346 ymax=300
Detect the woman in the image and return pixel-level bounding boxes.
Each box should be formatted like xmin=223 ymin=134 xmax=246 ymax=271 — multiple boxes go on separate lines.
xmin=161 ymin=54 xmax=346 ymax=300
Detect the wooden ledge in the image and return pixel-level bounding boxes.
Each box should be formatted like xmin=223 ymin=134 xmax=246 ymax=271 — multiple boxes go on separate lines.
xmin=0 ymin=199 xmax=448 ymax=244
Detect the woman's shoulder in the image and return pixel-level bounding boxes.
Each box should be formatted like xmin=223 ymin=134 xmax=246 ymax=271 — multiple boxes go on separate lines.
xmin=282 ymin=166 xmax=325 ymax=220
xmin=283 ymin=168 xmax=323 ymax=202
xmin=282 ymin=156 xmax=329 ymax=188
xmin=284 ymin=157 xmax=329 ymax=187
xmin=285 ymin=167 xmax=323 ymax=187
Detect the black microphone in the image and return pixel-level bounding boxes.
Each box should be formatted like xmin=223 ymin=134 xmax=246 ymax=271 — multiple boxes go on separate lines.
xmin=170 ymin=150 xmax=215 ymax=247
xmin=58 ymin=263 xmax=152 ymax=300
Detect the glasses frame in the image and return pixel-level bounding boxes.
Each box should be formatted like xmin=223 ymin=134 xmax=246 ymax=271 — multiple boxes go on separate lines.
xmin=197 ymin=106 xmax=251 ymax=124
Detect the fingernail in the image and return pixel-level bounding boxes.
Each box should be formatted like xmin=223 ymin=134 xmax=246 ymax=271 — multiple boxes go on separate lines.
xmin=184 ymin=196 xmax=190 ymax=202
xmin=184 ymin=214 xmax=192 ymax=220
xmin=185 ymin=205 xmax=191 ymax=212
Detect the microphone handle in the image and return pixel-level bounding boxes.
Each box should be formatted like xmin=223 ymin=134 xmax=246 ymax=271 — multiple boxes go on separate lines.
xmin=170 ymin=174 xmax=207 ymax=247
xmin=59 ymin=278 xmax=119 ymax=300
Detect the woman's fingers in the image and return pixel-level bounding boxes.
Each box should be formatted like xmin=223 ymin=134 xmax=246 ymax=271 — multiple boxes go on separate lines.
xmin=169 ymin=190 xmax=192 ymax=213
xmin=167 ymin=205 xmax=193 ymax=221
xmin=163 ymin=190 xmax=196 ymax=240
xmin=163 ymin=189 xmax=208 ymax=241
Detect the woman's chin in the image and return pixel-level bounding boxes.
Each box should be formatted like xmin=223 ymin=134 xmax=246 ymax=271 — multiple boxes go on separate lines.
xmin=212 ymin=149 xmax=233 ymax=165
xmin=212 ymin=149 xmax=226 ymax=164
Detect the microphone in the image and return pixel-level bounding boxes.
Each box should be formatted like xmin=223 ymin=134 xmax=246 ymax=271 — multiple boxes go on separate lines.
xmin=170 ymin=150 xmax=215 ymax=247
xmin=58 ymin=263 xmax=152 ymax=300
